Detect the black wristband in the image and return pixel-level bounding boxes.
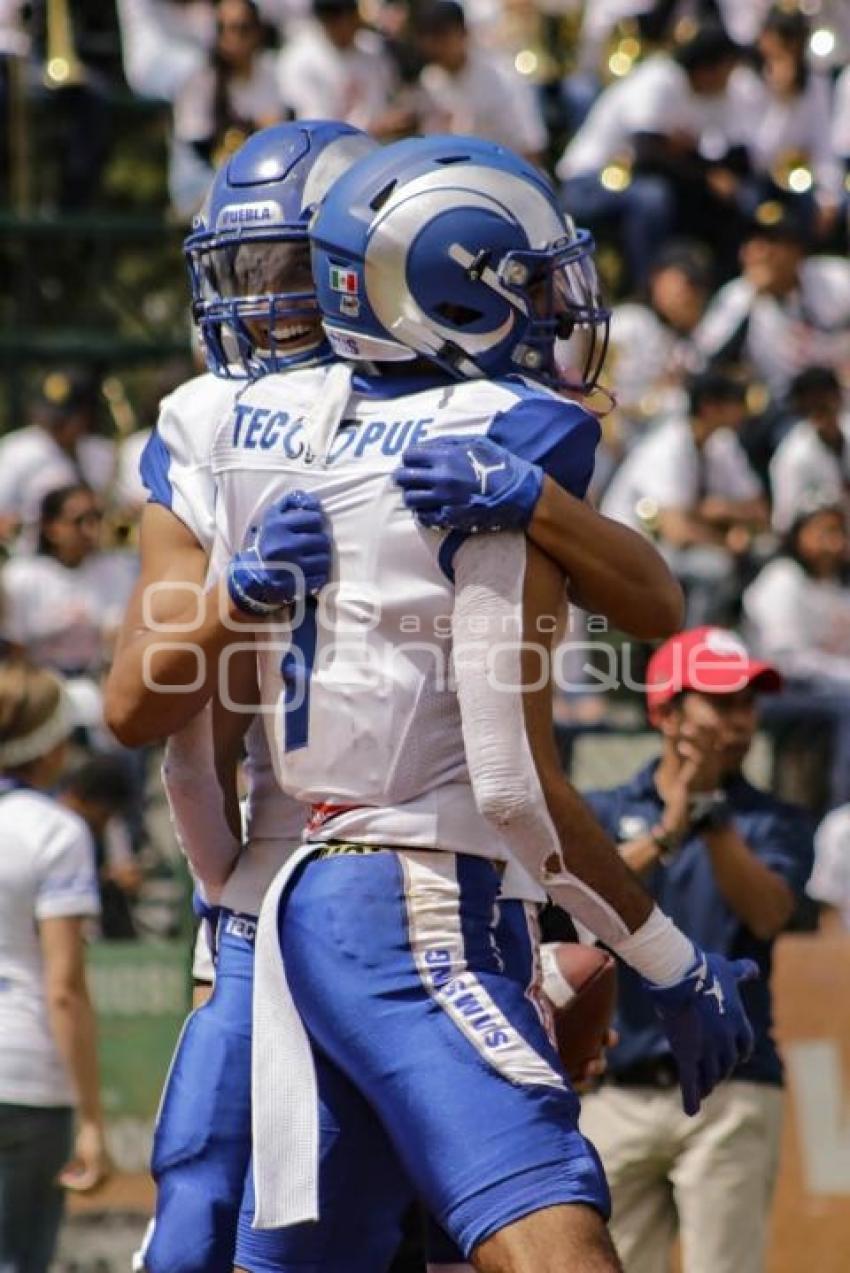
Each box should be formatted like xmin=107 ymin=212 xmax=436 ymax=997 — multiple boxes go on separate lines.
xmin=689 ymin=792 xmax=732 ymax=833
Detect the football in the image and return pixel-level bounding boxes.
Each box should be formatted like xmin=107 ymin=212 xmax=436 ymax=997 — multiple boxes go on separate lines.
xmin=540 ymin=942 xmax=618 ymax=1081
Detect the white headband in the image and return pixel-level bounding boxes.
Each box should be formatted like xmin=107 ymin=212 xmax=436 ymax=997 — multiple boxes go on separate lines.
xmin=0 ymin=688 xmax=73 ymax=769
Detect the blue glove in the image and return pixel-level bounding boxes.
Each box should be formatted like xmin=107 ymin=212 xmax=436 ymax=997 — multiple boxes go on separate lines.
xmin=394 ymin=436 xmax=544 ymax=532
xmin=227 ymin=491 xmax=331 ymax=616
xmin=644 ymin=949 xmax=758 ymax=1115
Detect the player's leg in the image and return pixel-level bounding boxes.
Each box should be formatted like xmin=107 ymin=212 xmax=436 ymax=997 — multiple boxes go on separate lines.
xmin=671 ymin=1080 xmax=783 ymax=1273
xmin=141 ymin=913 xmax=255 ymax=1273
xmin=234 ymin=1043 xmax=415 ymax=1273
xmin=277 ymin=848 xmax=611 ymax=1271
xmin=423 ymin=899 xmax=544 ymax=1273
xmin=578 ymin=1087 xmax=678 ymax=1273
xmin=472 ymin=1203 xmax=621 ymax=1273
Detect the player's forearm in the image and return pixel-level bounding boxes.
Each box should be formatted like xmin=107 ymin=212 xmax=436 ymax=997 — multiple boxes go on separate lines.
xmin=529 ymin=478 xmax=684 ymax=638
xmin=105 ymin=579 xmax=253 ymax=746
xmin=46 ymin=984 xmax=103 ymax=1125
xmin=163 ymin=702 xmax=244 ymax=893
xmin=538 ymin=766 xmax=654 ymax=932
xmin=704 ymin=826 xmax=794 ymax=940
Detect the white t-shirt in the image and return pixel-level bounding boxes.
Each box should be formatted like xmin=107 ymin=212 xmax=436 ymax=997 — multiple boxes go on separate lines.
xmin=1 ymin=551 xmax=137 ymax=674
xmin=808 ymin=804 xmax=850 ymax=927
xmin=419 ymin=47 xmax=547 ymax=156
xmin=174 ymin=51 xmax=281 ymax=143
xmin=114 ymin=428 xmax=152 ymax=513
xmin=277 ymin=25 xmax=395 ymax=130
xmin=607 ymin=302 xmax=697 ymax=426
xmin=601 ymin=416 xmax=761 ymax=534
xmin=743 ymin=556 xmax=850 ymax=686
xmin=732 ymin=66 xmax=843 ymax=205
xmin=769 ymin=415 xmax=850 ymax=532
xmin=695 ymin=257 xmax=850 ymax=399
xmin=116 ymin=0 xmax=213 ymax=101
xmin=833 ymin=65 xmax=850 ymax=158
xmin=557 ymin=54 xmax=749 ymax=180
xmin=0 ymin=427 xmax=115 ymax=541
xmin=0 ymin=789 xmax=100 ymax=1107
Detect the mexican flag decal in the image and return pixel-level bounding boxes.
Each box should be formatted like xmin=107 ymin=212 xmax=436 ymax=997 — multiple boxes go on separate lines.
xmin=329 ymin=265 xmax=359 ymax=294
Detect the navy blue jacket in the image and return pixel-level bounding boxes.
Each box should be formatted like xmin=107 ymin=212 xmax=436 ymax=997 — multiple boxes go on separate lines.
xmin=587 ymin=762 xmax=814 ymax=1085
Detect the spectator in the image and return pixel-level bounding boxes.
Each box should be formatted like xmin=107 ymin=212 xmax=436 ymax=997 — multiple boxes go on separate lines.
xmin=807 ymin=802 xmax=850 ymax=932
xmin=732 ymin=7 xmax=843 ymax=245
xmin=602 ymin=371 xmax=767 ymax=624
xmin=0 ymin=664 xmax=109 ymax=1273
xmin=743 ymin=502 xmax=850 ymax=687
xmin=0 ymin=371 xmax=114 ymax=551
xmin=59 ymin=756 xmax=141 ymax=940
xmin=580 ymin=626 xmax=811 ymax=1273
xmin=171 ymin=0 xmax=283 ymax=218
xmin=607 ymin=240 xmax=712 ymax=442
xmin=556 ymin=22 xmax=748 ymax=287
xmin=769 ymin=366 xmax=850 ymax=533
xmin=0 ymin=485 xmax=137 ymax=689
xmin=114 ymin=426 xmax=154 ymax=523
xmin=277 ymin=0 xmax=403 ymax=136
xmin=415 ymin=1 xmax=547 ymax=162
xmin=833 ymin=62 xmax=850 ymax=176
xmin=695 ymin=202 xmax=850 ymax=403
xmin=116 ymin=0 xmax=215 ymax=103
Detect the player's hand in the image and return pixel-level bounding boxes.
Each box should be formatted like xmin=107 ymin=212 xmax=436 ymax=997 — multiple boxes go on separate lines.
xmin=394 ymin=437 xmax=543 ymax=532
xmin=571 ymin=1028 xmax=618 ymax=1092
xmin=227 ymin=491 xmax=331 ymax=616
xmin=59 ymin=1119 xmax=112 ymax=1193
xmin=644 ymin=949 xmax=758 ymax=1115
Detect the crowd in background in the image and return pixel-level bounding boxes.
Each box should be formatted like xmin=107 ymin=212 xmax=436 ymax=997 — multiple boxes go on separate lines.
xmin=0 ymin=0 xmax=848 ymax=930
xmin=0 ymin=4 xmax=849 ymax=1268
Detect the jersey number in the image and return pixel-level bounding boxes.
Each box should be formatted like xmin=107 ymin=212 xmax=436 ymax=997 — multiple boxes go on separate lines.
xmin=280 ymin=599 xmax=318 ymax=752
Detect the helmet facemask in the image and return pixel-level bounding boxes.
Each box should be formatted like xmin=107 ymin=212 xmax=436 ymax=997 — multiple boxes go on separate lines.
xmin=186 ymin=230 xmax=325 ymax=379
xmin=473 ymin=226 xmax=610 ymax=395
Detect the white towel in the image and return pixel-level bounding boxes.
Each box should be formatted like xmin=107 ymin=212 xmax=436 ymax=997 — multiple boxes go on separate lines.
xmin=251 ymin=841 xmax=322 ymax=1229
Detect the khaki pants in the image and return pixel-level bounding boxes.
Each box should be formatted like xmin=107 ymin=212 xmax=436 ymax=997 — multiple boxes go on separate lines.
xmin=580 ymin=1080 xmax=783 ymax=1273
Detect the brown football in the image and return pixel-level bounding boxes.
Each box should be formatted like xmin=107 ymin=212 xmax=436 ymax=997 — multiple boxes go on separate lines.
xmin=540 ymin=942 xmax=618 ymax=1081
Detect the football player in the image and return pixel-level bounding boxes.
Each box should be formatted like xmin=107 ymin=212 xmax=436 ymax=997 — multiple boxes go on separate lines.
xmin=110 ymin=121 xmax=622 ymax=1273
xmin=202 ymin=137 xmax=756 ymax=1273
xmin=106 ymin=121 xmax=374 ymax=1273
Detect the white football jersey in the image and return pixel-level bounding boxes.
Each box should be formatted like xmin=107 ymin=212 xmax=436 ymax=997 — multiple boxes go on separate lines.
xmin=141 ymin=371 xmax=309 ymax=914
xmin=211 ymin=365 xmax=599 ymax=877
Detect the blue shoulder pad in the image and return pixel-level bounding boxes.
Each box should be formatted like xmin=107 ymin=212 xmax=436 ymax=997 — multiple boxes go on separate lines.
xmin=139 ymin=429 xmax=174 ymax=508
xmin=487 ymin=391 xmax=600 ymax=499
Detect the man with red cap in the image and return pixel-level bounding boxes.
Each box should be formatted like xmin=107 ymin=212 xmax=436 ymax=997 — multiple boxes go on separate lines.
xmin=578 ymin=626 xmax=814 ymax=1273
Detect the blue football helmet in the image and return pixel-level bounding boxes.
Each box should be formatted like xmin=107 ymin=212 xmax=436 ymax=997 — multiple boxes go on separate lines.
xmin=185 ymin=121 xmax=377 ymax=378
xmin=308 ymin=135 xmax=610 ymax=392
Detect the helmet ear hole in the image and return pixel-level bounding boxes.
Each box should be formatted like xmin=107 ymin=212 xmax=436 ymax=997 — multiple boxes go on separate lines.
xmin=434 ymin=301 xmax=485 ymax=327
xmin=370 ymin=181 xmax=397 ymax=212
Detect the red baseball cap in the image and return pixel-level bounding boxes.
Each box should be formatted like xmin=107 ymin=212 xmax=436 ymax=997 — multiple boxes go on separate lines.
xmin=646 ymin=626 xmax=782 ymax=725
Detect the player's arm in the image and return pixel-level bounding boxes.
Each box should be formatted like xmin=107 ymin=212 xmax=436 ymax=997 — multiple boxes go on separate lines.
xmin=104 ymin=503 xmax=254 ymax=745
xmin=41 ymin=915 xmax=110 ymax=1191
xmin=395 ymin=430 xmax=684 ymax=640
xmin=452 ymin=534 xmax=757 ymax=1114
xmin=524 ymin=476 xmax=684 ymax=636
xmin=105 ymin=496 xmax=330 ymax=747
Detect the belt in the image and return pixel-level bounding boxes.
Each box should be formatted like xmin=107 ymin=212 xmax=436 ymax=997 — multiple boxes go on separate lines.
xmin=312 ymin=841 xmax=507 ymax=877
xmin=312 ymin=842 xmax=388 ymax=859
xmin=607 ymin=1056 xmax=679 ymax=1090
